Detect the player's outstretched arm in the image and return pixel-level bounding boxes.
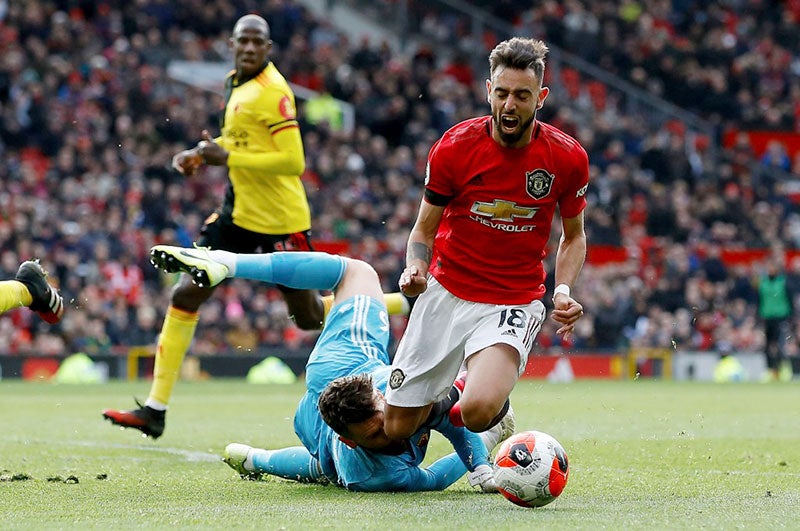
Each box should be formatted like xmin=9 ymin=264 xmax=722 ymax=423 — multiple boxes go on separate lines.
xmin=430 ymin=414 xmax=492 ymax=472
xmin=400 ymin=452 xmax=496 ymax=493
xmin=411 ymin=453 xmax=467 ymax=491
xmin=346 ymin=453 xmax=467 ymax=492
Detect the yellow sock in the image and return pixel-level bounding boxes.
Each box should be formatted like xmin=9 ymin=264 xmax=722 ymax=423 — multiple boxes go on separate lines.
xmin=148 ymin=306 xmax=199 ymax=407
xmin=383 ymin=292 xmax=410 ymax=316
xmin=321 ymin=294 xmax=335 ymax=320
xmin=0 ymin=280 xmax=32 ymax=314
xmin=321 ymin=292 xmax=409 ymax=320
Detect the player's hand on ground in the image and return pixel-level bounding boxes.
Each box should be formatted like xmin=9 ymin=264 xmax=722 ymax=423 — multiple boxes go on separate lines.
xmin=172 ymin=148 xmax=202 ymax=176
xmin=551 ymin=295 xmax=583 ymax=339
xmin=399 ymin=265 xmax=427 ymax=297
xmin=196 ymin=129 xmax=229 ymax=166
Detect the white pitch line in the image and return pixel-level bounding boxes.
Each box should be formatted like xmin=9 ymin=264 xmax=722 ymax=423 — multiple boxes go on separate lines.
xmin=3 ymin=436 xmax=221 ymax=462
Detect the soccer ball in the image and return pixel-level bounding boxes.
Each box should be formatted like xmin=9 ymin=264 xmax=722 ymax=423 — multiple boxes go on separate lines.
xmin=493 ymin=430 xmax=569 ymax=508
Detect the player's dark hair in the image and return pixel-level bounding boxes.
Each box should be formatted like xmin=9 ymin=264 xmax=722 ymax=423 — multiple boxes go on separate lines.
xmin=489 ymin=37 xmax=548 ymax=82
xmin=318 ymin=373 xmax=378 ymax=436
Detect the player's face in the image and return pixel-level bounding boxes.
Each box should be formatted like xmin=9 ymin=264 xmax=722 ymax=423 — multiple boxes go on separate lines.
xmin=487 ymin=66 xmax=549 ymax=148
xmin=231 ymin=25 xmax=271 ymax=77
xmin=345 ymin=391 xmax=406 ymax=453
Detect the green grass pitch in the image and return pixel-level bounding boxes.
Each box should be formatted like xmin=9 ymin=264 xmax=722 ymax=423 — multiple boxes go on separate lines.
xmin=1 ymin=378 xmax=798 ymax=529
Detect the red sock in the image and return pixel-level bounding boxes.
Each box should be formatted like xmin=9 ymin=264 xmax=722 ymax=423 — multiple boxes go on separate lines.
xmin=448 ymin=401 xmax=464 ymax=427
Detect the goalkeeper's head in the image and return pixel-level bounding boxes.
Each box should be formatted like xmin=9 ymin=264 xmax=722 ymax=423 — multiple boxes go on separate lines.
xmin=319 ymin=373 xmax=406 ymax=453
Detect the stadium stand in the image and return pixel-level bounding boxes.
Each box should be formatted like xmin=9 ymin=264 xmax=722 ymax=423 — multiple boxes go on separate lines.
xmin=0 ymin=0 xmax=798 ymax=377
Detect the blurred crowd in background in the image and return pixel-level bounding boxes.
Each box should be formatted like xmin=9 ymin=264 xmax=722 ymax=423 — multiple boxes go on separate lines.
xmin=1 ymin=0 xmax=799 ymax=364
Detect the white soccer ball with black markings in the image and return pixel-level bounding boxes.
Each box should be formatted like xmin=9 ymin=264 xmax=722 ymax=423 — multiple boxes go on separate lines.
xmin=492 ymin=430 xmax=569 ymax=508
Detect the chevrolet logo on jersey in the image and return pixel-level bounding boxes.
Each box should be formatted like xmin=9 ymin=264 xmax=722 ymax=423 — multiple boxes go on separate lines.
xmin=470 ymin=199 xmax=537 ymax=222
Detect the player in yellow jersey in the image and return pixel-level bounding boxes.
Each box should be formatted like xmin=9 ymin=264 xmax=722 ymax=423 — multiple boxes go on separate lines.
xmin=0 ymin=260 xmax=64 ymax=324
xmin=102 ymin=14 xmax=407 ymax=438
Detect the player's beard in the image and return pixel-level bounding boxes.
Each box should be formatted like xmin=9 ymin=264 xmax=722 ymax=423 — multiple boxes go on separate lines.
xmin=493 ymin=113 xmax=536 ymax=146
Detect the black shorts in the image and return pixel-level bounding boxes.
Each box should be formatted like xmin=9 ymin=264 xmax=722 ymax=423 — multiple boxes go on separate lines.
xmin=198 ymin=212 xmax=314 ymax=292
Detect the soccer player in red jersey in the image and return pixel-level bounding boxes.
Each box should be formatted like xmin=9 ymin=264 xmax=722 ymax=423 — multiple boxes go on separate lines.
xmin=383 ymin=37 xmax=589 ymax=439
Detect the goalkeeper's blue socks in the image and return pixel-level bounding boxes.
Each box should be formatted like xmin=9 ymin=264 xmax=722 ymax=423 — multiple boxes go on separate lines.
xmin=210 ymin=251 xmax=346 ymax=291
xmin=249 ymin=446 xmax=326 ymax=483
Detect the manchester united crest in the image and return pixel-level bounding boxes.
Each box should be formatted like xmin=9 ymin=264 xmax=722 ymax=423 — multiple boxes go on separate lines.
xmin=526 ymin=169 xmax=554 ymax=200
xmin=389 ymin=369 xmax=405 ymax=389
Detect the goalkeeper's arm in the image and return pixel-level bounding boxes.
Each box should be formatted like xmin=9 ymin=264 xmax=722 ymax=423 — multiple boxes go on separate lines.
xmin=345 ymin=453 xmax=466 ymax=492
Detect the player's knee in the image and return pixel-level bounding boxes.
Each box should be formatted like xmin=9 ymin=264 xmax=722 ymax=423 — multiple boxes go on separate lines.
xmin=347 ymin=259 xmax=379 ymax=280
xmin=459 ymin=400 xmax=501 ymax=433
xmin=341 ymin=259 xmax=381 ymax=292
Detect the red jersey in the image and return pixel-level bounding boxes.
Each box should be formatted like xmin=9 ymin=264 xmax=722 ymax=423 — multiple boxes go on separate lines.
xmin=424 ymin=116 xmax=589 ymax=304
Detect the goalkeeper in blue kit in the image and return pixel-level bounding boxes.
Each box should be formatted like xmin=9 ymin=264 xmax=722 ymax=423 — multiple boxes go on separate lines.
xmin=150 ymin=245 xmax=514 ymax=492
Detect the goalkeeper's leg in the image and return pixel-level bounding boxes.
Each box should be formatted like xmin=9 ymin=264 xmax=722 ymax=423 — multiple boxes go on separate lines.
xmin=223 ymin=443 xmax=327 ymax=483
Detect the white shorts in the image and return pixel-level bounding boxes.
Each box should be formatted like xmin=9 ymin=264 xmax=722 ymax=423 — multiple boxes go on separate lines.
xmin=385 ymin=276 xmax=546 ymax=408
